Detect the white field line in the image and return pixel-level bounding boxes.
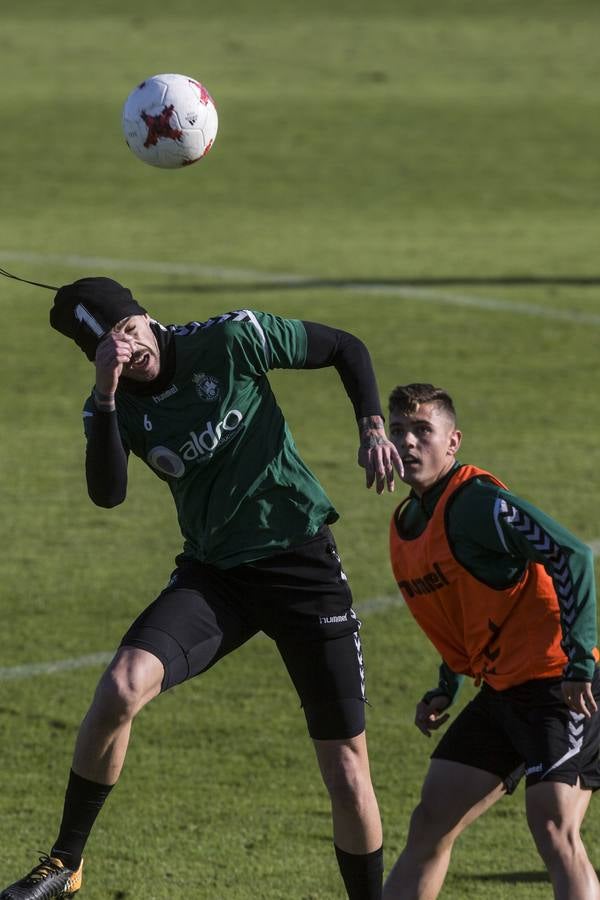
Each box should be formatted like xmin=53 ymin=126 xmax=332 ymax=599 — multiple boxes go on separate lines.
xmin=0 ymin=652 xmax=113 ymax=682
xmin=0 ymin=594 xmax=402 ymax=683
xmin=0 ymin=250 xmax=306 ymax=284
xmin=3 ymin=537 xmax=600 ymax=684
xmin=1 ymin=249 xmax=600 ymax=326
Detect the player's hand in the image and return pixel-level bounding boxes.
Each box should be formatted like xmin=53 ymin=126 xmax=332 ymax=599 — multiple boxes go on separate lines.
xmin=562 ymin=681 xmax=598 ymax=719
xmin=94 ymin=331 xmax=136 ymax=397
xmin=357 ymin=416 xmax=404 ymax=493
xmin=415 ymin=695 xmax=451 ymax=737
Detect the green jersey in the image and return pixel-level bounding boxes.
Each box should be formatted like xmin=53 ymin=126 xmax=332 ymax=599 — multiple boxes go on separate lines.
xmin=84 ymin=310 xmax=338 ymax=567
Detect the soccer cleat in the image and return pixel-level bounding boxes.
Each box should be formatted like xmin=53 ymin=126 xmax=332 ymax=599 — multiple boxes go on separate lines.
xmin=0 ymin=856 xmax=83 ymax=899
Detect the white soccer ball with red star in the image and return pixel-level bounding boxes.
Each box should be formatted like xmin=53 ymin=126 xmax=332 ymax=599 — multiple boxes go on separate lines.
xmin=122 ymin=73 xmax=218 ymax=169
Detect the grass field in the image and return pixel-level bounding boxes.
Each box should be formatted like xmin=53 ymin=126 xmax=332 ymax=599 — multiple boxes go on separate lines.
xmin=1 ymin=0 xmax=600 ymax=897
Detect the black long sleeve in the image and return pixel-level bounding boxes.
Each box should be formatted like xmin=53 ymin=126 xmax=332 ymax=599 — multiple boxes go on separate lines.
xmin=302 ymin=321 xmax=383 ymax=421
xmin=85 ymin=407 xmax=128 ymax=507
xmin=84 ymin=323 xmax=175 ymax=507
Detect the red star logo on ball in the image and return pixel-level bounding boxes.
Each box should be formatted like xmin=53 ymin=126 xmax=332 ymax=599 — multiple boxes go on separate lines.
xmin=142 ymin=105 xmax=183 ymax=148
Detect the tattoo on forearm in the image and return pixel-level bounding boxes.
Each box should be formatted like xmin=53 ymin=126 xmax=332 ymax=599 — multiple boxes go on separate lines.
xmin=358 ymin=415 xmax=386 ymax=449
xmin=358 ymin=415 xmax=384 ymax=429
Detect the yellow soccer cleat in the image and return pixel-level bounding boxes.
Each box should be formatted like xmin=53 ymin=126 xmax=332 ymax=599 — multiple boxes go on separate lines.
xmin=0 ymin=856 xmax=83 ymax=899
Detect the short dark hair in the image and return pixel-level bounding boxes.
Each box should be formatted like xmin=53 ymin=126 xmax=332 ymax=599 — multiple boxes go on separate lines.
xmin=388 ymin=383 xmax=456 ymax=423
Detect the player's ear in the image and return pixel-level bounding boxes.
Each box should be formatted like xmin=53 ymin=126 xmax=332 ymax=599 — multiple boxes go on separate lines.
xmin=448 ymin=429 xmax=462 ymax=455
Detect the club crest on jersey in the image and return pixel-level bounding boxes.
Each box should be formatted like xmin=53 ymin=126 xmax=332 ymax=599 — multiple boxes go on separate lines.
xmin=192 ymin=372 xmax=220 ymax=402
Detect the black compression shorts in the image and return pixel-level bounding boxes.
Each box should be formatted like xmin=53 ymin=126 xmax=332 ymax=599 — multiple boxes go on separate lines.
xmin=120 ymin=526 xmax=367 ymax=740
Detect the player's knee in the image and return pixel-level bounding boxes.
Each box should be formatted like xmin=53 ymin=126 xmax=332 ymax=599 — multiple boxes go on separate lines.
xmin=319 ymin=744 xmax=373 ymax=810
xmin=528 ymin=814 xmax=581 ymax=863
xmin=94 ymin=651 xmax=162 ymax=722
xmin=406 ymin=801 xmax=457 ymax=855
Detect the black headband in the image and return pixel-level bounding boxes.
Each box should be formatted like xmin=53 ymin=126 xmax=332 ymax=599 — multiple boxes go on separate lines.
xmin=50 ymin=277 xmax=147 ymax=360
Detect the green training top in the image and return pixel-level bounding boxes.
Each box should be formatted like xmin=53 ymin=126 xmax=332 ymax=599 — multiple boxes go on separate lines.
xmin=84 ymin=310 xmax=338 ymax=568
xmin=398 ymin=462 xmax=597 ymax=701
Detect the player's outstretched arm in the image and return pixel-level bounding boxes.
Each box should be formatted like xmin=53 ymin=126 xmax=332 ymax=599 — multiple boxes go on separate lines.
xmin=300 ymin=321 xmax=402 ymax=492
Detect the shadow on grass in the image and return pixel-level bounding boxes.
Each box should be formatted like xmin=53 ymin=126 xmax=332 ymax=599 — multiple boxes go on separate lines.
xmin=457 ymin=871 xmax=550 ymax=884
xmin=460 ymin=869 xmax=600 ymax=884
xmin=145 ymin=275 xmax=600 ymax=295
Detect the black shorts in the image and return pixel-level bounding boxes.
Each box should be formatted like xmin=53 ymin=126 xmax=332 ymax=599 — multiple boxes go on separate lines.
xmin=432 ymin=669 xmax=600 ymax=790
xmin=120 ymin=526 xmax=367 ymax=740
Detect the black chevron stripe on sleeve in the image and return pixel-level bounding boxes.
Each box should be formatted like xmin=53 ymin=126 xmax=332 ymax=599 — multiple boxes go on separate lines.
xmin=494 ymin=497 xmax=597 ymax=682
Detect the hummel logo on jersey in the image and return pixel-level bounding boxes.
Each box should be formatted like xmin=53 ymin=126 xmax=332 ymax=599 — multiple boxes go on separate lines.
xmin=153 ymin=384 xmax=178 ymax=404
xmin=397 ymin=562 xmax=450 ymax=598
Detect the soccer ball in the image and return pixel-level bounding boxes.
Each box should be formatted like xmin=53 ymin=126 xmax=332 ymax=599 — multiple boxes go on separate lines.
xmin=122 ymin=73 xmax=218 ymax=169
